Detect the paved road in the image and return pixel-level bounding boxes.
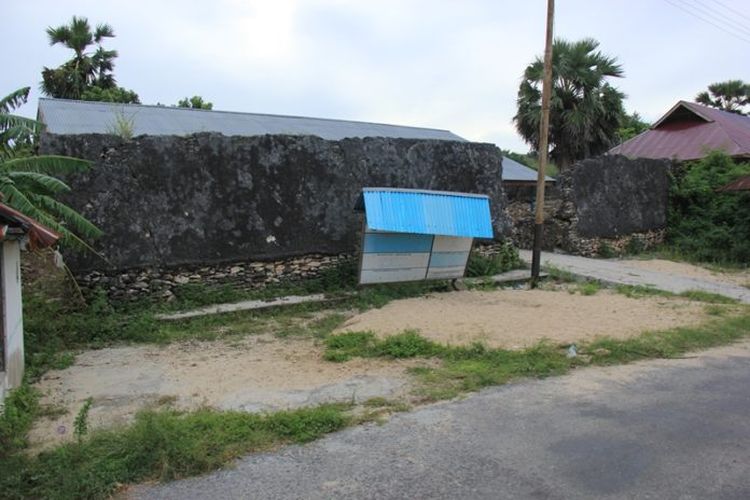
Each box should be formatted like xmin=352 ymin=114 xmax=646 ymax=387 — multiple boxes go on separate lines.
xmin=133 ymin=342 xmax=750 ymax=499
xmin=519 ymin=250 xmax=750 ymax=304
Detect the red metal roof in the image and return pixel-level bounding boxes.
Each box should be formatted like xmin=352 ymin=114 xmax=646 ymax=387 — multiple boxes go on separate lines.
xmin=718 ymin=175 xmax=750 ymax=192
xmin=609 ymin=101 xmax=750 ymax=161
xmin=0 ymin=203 xmax=60 ymax=250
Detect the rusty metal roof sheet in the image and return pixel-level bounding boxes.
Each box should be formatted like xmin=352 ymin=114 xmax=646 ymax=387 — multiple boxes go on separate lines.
xmin=37 ymin=98 xmax=466 ymax=142
xmin=0 ymin=203 xmax=60 ymax=250
xmin=609 ymin=101 xmax=750 ymax=161
xmin=718 ymin=175 xmax=750 ymax=192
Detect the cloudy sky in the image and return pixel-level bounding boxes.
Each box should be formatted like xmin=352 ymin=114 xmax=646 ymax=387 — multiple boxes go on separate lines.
xmin=4 ymin=0 xmax=749 ymax=151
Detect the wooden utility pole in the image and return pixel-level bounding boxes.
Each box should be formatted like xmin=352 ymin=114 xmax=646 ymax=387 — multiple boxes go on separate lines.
xmin=531 ymin=0 xmax=555 ymax=286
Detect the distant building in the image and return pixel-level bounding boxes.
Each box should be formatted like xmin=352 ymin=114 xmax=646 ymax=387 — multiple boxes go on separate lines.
xmin=37 ymin=98 xmax=465 ymax=142
xmin=609 ymin=101 xmax=750 ymax=162
xmin=0 ymin=204 xmax=59 ymax=403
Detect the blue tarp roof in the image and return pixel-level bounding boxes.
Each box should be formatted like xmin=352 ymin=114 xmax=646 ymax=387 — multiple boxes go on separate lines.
xmin=355 ymin=188 xmax=494 ymax=239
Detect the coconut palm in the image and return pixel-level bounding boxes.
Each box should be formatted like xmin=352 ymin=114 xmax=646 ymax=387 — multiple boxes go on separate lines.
xmin=514 ymin=38 xmax=625 ymax=170
xmin=1 ymin=87 xmax=102 ymax=250
xmin=696 ymin=80 xmax=750 ymax=115
xmin=41 ymin=16 xmax=118 ymax=99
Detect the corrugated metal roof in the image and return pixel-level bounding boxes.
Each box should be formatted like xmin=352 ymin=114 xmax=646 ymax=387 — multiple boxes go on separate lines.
xmin=609 ymin=101 xmax=750 ymax=161
xmin=356 ymin=188 xmax=493 ymax=238
xmin=502 ymin=156 xmax=555 ymax=183
xmin=0 ymin=203 xmax=60 ymax=250
xmin=37 ymin=98 xmax=466 ymax=141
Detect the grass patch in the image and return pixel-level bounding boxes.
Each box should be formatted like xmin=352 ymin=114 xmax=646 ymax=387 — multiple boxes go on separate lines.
xmin=0 ymin=385 xmax=40 ymax=457
xmin=572 ymin=281 xmax=601 ymax=296
xmin=614 ymin=284 xmax=737 ymax=304
xmin=614 ymin=284 xmax=675 ymax=299
xmin=584 ymin=312 xmax=750 ymax=365
xmin=465 ymin=242 xmax=523 ymax=278
xmin=324 ymin=330 xmax=444 ymax=362
xmin=0 ymin=404 xmax=349 ymax=499
xmin=678 ymin=289 xmax=738 ymax=304
xmin=544 ymin=263 xmax=577 ymax=283
xmin=326 ymin=309 xmax=750 ymax=402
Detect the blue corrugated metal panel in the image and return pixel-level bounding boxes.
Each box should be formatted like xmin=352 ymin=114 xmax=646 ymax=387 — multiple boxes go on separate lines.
xmin=362 ymin=188 xmax=493 ymax=238
xmin=37 ymin=98 xmax=466 ymax=142
xmin=363 ymin=233 xmax=433 ymax=253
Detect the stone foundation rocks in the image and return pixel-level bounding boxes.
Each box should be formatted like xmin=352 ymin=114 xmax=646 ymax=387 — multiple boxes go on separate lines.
xmin=76 ymin=253 xmax=351 ymax=302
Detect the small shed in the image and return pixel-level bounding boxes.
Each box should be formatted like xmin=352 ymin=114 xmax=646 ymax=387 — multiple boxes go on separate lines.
xmin=0 ymin=203 xmax=59 ymax=403
xmin=354 ymin=188 xmax=493 ymax=284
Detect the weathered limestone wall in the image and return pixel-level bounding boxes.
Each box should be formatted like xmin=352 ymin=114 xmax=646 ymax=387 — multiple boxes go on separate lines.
xmin=510 ymin=155 xmax=671 ymax=256
xmin=41 ymin=133 xmax=511 ymax=274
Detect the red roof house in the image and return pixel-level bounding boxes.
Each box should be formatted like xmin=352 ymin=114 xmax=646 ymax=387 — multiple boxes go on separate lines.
xmin=609 ymin=101 xmax=750 ymax=162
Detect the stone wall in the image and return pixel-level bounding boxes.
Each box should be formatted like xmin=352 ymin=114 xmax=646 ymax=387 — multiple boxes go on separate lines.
xmin=41 ymin=133 xmax=511 ymax=274
xmin=510 ymin=155 xmax=671 ymax=256
xmin=76 ymin=253 xmax=350 ymax=302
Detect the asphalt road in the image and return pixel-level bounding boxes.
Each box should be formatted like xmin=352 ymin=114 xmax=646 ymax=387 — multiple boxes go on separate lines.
xmin=132 ymin=341 xmax=750 ymax=499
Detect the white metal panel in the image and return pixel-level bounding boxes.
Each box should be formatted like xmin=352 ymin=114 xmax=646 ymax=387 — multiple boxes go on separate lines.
xmin=426 ymin=266 xmax=467 ymax=280
xmin=431 ymin=235 xmax=473 ymax=252
xmin=360 ymin=268 xmax=427 ymax=284
xmin=2 ymin=241 xmax=24 ymax=389
xmin=361 ymin=253 xmax=430 ymax=270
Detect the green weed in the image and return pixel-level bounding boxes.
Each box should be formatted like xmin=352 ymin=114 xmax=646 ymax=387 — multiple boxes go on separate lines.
xmin=0 ymin=404 xmax=349 ymax=499
xmin=573 ymin=281 xmax=601 ymax=296
xmin=544 ymin=263 xmax=577 ymax=283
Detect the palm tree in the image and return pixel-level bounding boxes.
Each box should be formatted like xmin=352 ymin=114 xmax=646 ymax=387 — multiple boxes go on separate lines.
xmin=514 ymin=38 xmax=625 ymax=170
xmin=0 ymin=87 xmax=102 ymax=250
xmin=41 ymin=16 xmax=118 ymax=99
xmin=696 ymin=80 xmax=750 ymax=115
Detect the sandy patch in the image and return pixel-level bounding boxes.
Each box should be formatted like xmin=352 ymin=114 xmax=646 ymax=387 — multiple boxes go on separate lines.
xmin=621 ymin=259 xmax=750 ymax=288
xmin=338 ymin=289 xmax=707 ymax=349
xmin=30 ymin=335 xmax=427 ymax=451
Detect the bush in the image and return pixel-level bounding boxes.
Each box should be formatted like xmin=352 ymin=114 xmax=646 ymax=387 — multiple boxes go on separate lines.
xmin=668 ymin=151 xmax=750 ymax=263
xmin=466 ymin=242 xmax=522 ymax=277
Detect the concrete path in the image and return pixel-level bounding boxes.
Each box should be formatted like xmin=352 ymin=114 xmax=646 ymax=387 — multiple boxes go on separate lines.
xmin=519 ymin=250 xmax=750 ymax=304
xmin=132 ymin=341 xmax=750 ymax=499
xmin=156 ymin=294 xmax=331 ymax=321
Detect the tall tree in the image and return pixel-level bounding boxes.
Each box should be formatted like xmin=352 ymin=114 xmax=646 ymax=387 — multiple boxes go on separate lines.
xmin=177 ymin=96 xmax=213 ymax=110
xmin=514 ymin=38 xmax=625 ymax=170
xmin=617 ymin=112 xmax=650 ymax=143
xmin=1 ymin=87 xmax=102 ymax=250
xmin=41 ymin=16 xmax=139 ymax=103
xmin=695 ymin=80 xmax=750 ymax=115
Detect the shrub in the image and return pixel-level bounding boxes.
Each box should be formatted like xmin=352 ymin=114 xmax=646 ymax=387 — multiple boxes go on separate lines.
xmin=466 ymin=242 xmax=522 ymax=277
xmin=668 ymin=151 xmax=750 ymax=263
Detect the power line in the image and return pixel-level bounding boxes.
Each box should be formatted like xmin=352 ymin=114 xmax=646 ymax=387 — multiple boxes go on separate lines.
xmin=662 ymin=0 xmax=750 ymax=44
xmin=705 ymin=0 xmax=750 ymax=23
xmin=679 ymin=0 xmax=750 ymax=38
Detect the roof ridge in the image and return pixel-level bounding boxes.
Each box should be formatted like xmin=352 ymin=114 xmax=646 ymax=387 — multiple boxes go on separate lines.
xmin=37 ymin=97 xmax=456 ymax=134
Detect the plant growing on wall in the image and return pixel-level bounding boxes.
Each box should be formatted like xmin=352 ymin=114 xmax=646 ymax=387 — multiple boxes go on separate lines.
xmin=0 ymin=87 xmax=102 ymax=250
xmin=668 ymin=151 xmax=750 ymax=263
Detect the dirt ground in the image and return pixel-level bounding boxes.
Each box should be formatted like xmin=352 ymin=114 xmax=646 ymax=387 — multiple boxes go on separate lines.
xmin=338 ymin=288 xmax=708 ymax=349
xmin=30 ymin=335 xmax=428 ymax=451
xmin=30 ymin=286 xmax=712 ymax=451
xmin=620 ymin=259 xmax=750 ymax=288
